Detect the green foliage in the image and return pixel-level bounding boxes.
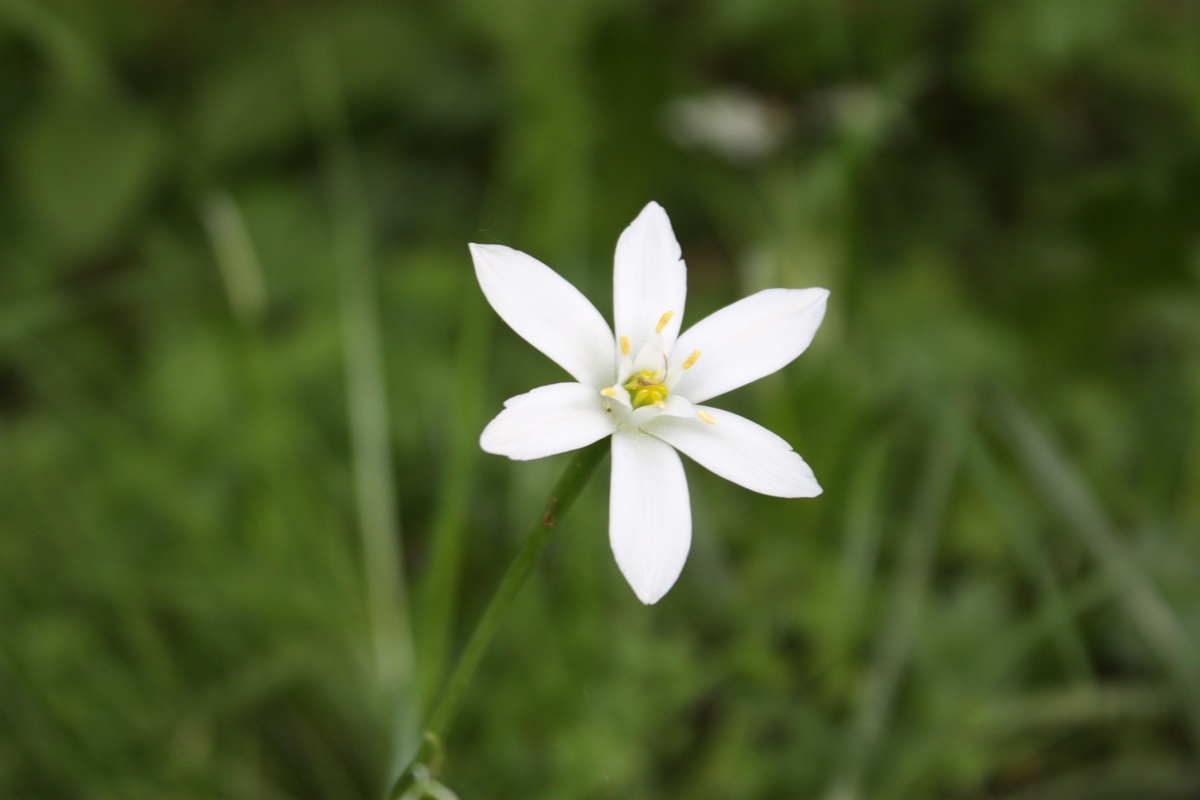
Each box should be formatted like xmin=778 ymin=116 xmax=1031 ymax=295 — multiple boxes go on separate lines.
xmin=2 ymin=0 xmax=1200 ymax=798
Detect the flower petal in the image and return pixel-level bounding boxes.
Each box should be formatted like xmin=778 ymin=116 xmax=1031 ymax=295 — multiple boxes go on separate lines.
xmin=613 ymin=202 xmax=687 ymax=358
xmin=481 ymin=383 xmax=614 ymax=461
xmin=609 ymin=432 xmax=692 ymax=604
xmin=471 ymin=243 xmax=616 ymax=388
xmin=645 ymin=406 xmax=821 ymax=498
xmin=623 ymin=393 xmax=696 ymax=430
xmin=671 ymin=288 xmax=828 ymax=403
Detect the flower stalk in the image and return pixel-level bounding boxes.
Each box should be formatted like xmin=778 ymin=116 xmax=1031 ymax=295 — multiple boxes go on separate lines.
xmin=388 ymin=437 xmax=611 ymax=799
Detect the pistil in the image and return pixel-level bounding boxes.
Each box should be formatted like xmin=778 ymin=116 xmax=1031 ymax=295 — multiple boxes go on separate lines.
xmin=623 ymin=369 xmax=668 ymax=409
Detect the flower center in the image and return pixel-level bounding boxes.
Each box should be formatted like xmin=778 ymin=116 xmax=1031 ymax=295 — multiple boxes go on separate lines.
xmin=623 ymin=369 xmax=669 ymax=409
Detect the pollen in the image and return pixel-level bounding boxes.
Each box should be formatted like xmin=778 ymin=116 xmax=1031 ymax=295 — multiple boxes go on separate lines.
xmin=655 ymin=310 xmax=674 ymax=334
xmin=698 ymin=410 xmax=718 ymax=425
xmin=620 ymin=335 xmax=630 ymax=356
xmin=682 ymin=350 xmax=701 ymax=370
xmin=600 ymin=387 xmax=618 ymax=398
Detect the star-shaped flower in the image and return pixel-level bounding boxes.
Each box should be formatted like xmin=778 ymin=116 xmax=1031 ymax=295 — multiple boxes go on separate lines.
xmin=470 ymin=202 xmax=827 ymax=604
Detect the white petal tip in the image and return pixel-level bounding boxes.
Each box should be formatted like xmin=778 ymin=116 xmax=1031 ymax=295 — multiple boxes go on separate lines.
xmin=794 ymin=286 xmax=830 ymax=308
xmin=478 ymin=425 xmax=527 ymax=460
xmin=788 ymin=481 xmax=823 ymax=499
xmin=628 ymin=202 xmax=677 ymax=244
xmin=478 ymin=434 xmax=508 ymax=459
xmin=467 ymin=242 xmax=504 ymax=272
xmin=778 ymin=459 xmax=823 ymax=498
xmin=615 ymin=541 xmax=688 ymax=606
xmin=628 ymin=575 xmax=676 ymax=605
xmin=773 ymin=467 xmax=823 ymax=499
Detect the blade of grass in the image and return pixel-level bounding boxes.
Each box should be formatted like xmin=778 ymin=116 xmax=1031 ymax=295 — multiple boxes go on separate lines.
xmin=832 ymin=430 xmax=892 ymax=655
xmin=414 ymin=287 xmax=491 ymax=708
xmin=201 ymin=191 xmax=269 ymax=326
xmin=298 ymin=36 xmax=415 ymax=727
xmin=997 ymin=760 xmax=1200 ymax=800
xmin=998 ymin=568 xmax=1117 ymax=678
xmin=0 ymin=0 xmax=122 ymax=101
xmin=824 ymin=411 xmax=964 ymax=800
xmin=967 ymin=436 xmax=1095 ymax=681
xmin=994 ymin=393 xmax=1200 ymax=752
xmin=984 ymin=682 xmax=1175 ymax=733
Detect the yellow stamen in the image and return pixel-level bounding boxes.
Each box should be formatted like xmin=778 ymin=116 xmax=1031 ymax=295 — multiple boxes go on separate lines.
xmin=682 ymin=350 xmax=701 ymax=370
xmin=600 ymin=387 xmax=617 ymax=398
xmin=655 ymin=310 xmax=674 ymax=334
xmin=620 ymin=335 xmax=630 ymax=356
xmin=698 ymin=410 xmax=718 ymax=425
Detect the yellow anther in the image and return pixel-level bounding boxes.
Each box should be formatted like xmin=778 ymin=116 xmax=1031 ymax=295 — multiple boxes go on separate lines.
xmin=655 ymin=310 xmax=674 ymax=334
xmin=600 ymin=387 xmax=618 ymax=398
xmin=682 ymin=350 xmax=701 ymax=370
xmin=620 ymin=335 xmax=630 ymax=356
xmin=698 ymin=410 xmax=718 ymax=425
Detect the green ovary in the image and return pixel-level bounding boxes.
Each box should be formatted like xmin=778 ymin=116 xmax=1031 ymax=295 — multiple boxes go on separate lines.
xmin=623 ymin=369 xmax=669 ymax=409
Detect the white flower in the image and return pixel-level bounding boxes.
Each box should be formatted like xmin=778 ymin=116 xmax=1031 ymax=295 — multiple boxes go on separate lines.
xmin=470 ymin=202 xmax=827 ymax=604
xmin=661 ymin=88 xmax=790 ymax=164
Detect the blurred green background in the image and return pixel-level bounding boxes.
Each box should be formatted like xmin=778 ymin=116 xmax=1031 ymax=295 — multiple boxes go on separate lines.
xmin=3 ymin=1 xmax=1200 ymax=798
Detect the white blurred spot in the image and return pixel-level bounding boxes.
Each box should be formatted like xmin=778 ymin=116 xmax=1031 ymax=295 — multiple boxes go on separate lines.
xmin=662 ymin=88 xmax=790 ymax=165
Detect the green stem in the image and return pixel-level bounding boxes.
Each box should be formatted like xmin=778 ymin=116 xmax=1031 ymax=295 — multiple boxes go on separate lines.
xmin=388 ymin=437 xmax=611 ymax=799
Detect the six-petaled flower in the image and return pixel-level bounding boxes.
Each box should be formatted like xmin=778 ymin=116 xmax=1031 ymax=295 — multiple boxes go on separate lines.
xmin=471 ymin=202 xmax=827 ymax=604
